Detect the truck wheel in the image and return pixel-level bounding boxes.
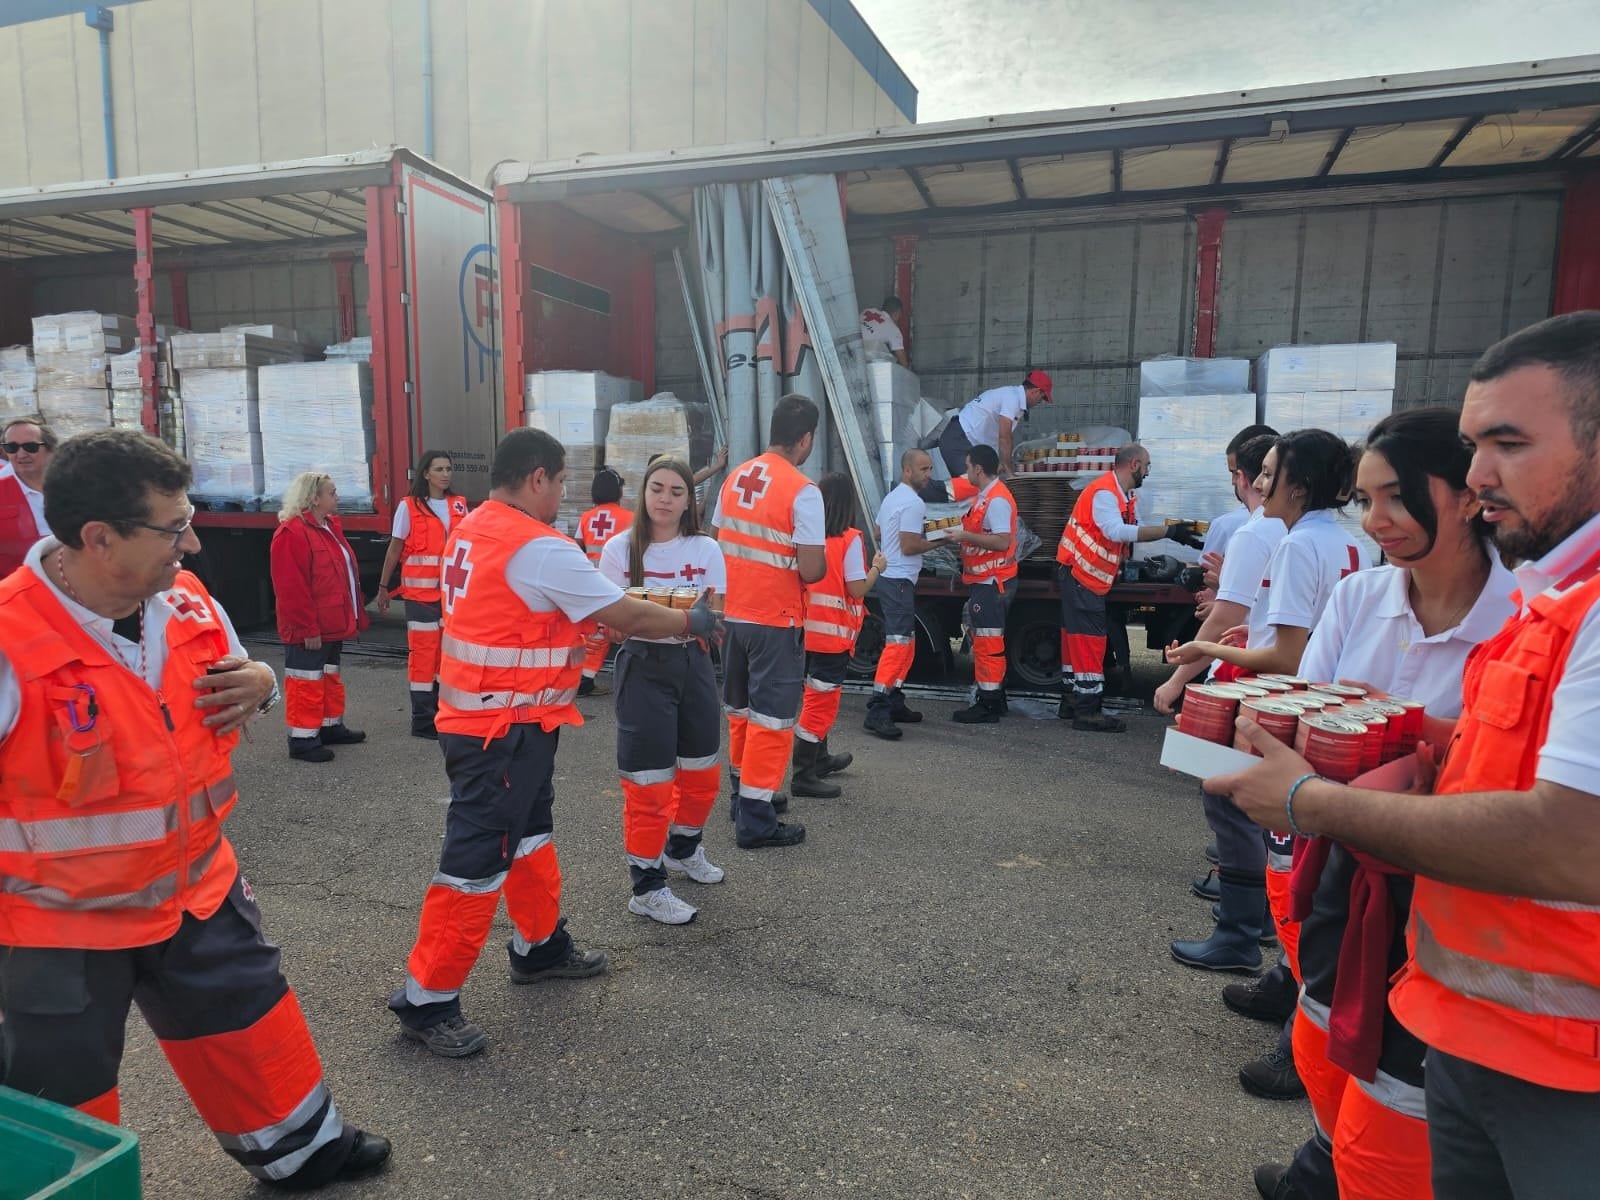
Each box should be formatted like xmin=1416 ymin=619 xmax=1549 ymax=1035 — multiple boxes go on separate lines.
xmin=849 ymin=612 xmax=886 ymax=678
xmin=849 ymin=603 xmax=952 ymax=680
xmin=1005 ymin=601 xmax=1062 ymax=690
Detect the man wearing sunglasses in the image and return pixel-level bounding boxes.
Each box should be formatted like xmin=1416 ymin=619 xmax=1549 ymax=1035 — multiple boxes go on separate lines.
xmin=0 ymin=417 xmax=56 ymax=578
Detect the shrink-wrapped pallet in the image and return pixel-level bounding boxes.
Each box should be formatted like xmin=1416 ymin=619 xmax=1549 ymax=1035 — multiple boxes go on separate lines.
xmin=1139 ymin=357 xmax=1252 ymax=398
xmin=258 ymin=362 xmax=375 ymax=509
xmin=31 ymin=312 xmax=135 ymax=356
xmin=525 ymin=372 xmax=642 ymax=535
xmin=0 ymin=346 xmax=36 ymax=424
xmin=604 ymin=393 xmax=712 ymax=498
xmin=181 ymin=369 xmax=262 ymax=503
xmin=1135 ymin=393 xmax=1257 ymax=562
xmin=171 ymin=327 xmax=307 ymax=370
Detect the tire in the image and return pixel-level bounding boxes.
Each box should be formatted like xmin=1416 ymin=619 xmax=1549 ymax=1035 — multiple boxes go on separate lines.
xmin=849 ymin=601 xmax=952 ymax=680
xmin=1004 ymin=601 xmax=1062 ymax=689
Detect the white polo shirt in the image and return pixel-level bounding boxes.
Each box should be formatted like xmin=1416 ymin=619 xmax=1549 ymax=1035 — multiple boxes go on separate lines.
xmin=1202 ymin=504 xmax=1250 ymax=557
xmin=507 ymin=535 xmax=623 ymax=621
xmin=598 ymin=530 xmax=725 ymax=645
xmin=1245 ymin=509 xmax=1362 ymax=656
xmin=876 ymin=483 xmax=927 ymax=582
xmin=1091 ymin=475 xmax=1139 ymax=544
xmin=1507 ymin=511 xmax=1600 ymax=792
xmin=1214 ymin=511 xmax=1286 ymax=609
xmin=957 ymin=385 xmax=1027 ymax=449
xmin=1297 ymin=557 xmax=1518 ymax=716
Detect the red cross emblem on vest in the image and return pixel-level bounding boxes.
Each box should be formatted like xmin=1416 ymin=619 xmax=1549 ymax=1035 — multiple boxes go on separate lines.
xmin=731 ymin=462 xmax=771 ymax=509
xmin=587 ymin=510 xmax=615 ymax=541
xmin=442 ymin=540 xmax=474 ymax=611
xmin=168 ymin=587 xmax=211 ymax=623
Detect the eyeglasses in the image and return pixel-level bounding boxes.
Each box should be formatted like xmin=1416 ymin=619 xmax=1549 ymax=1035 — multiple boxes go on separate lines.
xmin=131 ymin=513 xmax=195 ymax=547
xmin=2 ymin=441 xmax=46 ymax=454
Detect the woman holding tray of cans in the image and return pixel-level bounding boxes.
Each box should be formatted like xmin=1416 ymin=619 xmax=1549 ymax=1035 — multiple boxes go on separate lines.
xmin=597 ymin=456 xmax=728 ymax=925
xmin=1243 ymin=409 xmax=1516 ymax=1200
xmin=1163 ymin=429 xmax=1364 ymax=975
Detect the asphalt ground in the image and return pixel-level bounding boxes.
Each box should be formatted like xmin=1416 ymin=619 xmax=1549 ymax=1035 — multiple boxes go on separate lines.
xmin=114 ymin=632 xmax=1310 ymax=1199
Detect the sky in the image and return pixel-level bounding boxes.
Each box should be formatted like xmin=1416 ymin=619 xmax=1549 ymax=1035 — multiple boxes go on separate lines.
xmin=852 ymin=0 xmax=1600 ymax=123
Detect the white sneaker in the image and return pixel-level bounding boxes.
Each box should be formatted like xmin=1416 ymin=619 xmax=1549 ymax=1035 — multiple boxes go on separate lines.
xmin=628 ymin=886 xmax=698 ymax=925
xmin=663 ymin=844 xmax=726 ymax=885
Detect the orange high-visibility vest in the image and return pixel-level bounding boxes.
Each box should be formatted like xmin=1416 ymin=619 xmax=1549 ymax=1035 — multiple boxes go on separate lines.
xmin=804 ymin=528 xmax=868 ymax=654
xmin=717 ymin=452 xmax=811 ymax=626
xmin=1389 ymin=552 xmax=1600 ymax=1090
xmin=395 ymin=494 xmax=469 ymax=603
xmin=961 ymin=479 xmax=1018 ymax=587
xmin=578 ymin=503 xmax=633 ymax=567
xmin=435 ymin=501 xmax=597 ymax=740
xmin=1057 ymin=470 xmax=1136 ymax=595
xmin=0 ymin=568 xmax=240 ymax=950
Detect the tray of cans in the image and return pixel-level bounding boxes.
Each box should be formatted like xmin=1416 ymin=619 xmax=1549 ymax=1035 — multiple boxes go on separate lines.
xmin=922 ymin=515 xmax=963 ymax=541
xmin=1163 ymin=675 xmax=1425 ymax=783
xmin=1018 ymin=433 xmax=1117 ymax=476
xmin=624 ymin=586 xmax=723 ymax=612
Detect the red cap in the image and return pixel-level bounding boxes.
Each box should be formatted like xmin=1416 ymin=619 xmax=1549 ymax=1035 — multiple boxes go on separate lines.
xmin=1025 ymin=369 xmax=1054 ymax=402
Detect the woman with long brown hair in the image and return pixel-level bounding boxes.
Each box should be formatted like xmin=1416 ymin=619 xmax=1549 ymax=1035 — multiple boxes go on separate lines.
xmin=597 ymin=457 xmax=728 ymax=924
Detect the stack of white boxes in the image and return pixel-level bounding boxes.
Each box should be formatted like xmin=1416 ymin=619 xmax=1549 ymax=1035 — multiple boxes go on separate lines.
xmin=259 ymin=363 xmax=377 ymax=510
xmin=173 ymin=327 xmax=309 ymax=504
xmin=177 ymin=369 xmax=265 ymax=502
xmin=108 ymin=327 xmax=182 ymax=433
xmin=1134 ymin=357 xmax=1255 ymax=563
xmin=604 ymin=393 xmax=712 ymax=500
xmin=865 ymin=361 xmax=920 ymax=489
xmin=32 ymin=312 xmax=135 ymax=438
xmin=0 ymin=347 xmax=36 ymax=425
xmin=1257 ymin=342 xmax=1397 ymax=564
xmin=524 ymin=371 xmax=640 ymax=534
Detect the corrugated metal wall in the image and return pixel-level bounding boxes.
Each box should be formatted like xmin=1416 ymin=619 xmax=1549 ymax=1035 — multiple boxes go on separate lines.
xmin=0 ymin=0 xmax=913 ymax=190
xmin=851 ymin=187 xmax=1561 ymax=436
xmin=851 ymin=216 xmax=1196 ymax=437
xmin=1214 ymin=192 xmax=1561 ymax=406
xmin=28 ymin=259 xmax=371 ymax=346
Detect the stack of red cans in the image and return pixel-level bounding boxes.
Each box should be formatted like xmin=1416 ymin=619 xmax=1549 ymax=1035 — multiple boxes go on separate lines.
xmin=1174 ymin=673 xmax=1429 ymax=780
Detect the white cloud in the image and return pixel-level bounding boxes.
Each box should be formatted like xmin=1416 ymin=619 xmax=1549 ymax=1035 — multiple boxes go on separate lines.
xmin=853 ymin=0 xmax=1600 ymax=122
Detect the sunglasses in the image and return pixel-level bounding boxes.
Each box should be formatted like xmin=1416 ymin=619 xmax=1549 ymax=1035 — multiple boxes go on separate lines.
xmin=2 ymin=441 xmax=47 ymax=454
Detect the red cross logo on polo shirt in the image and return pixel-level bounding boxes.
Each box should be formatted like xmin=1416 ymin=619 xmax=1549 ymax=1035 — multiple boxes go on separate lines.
xmin=442 ymin=540 xmax=474 ymax=612
xmin=681 ymin=562 xmax=709 ymax=584
xmin=168 ymin=587 xmax=211 ymax=623
xmin=1341 ymin=545 xmax=1361 ymax=579
xmin=587 ymin=510 xmax=615 ymax=541
xmin=731 ymin=462 xmax=771 ymax=509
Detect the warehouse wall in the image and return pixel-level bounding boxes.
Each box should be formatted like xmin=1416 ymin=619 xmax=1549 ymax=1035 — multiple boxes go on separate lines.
xmin=851 ymin=217 xmax=1198 ymax=436
xmin=1214 ymin=192 xmax=1561 ymax=408
xmin=0 ymin=0 xmax=916 ymax=190
xmin=851 ymin=187 xmax=1562 ymax=436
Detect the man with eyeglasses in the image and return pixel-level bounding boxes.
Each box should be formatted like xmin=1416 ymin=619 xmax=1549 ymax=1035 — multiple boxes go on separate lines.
xmin=0 ymin=417 xmax=56 ymax=578
xmin=0 ymin=429 xmax=391 ymax=1188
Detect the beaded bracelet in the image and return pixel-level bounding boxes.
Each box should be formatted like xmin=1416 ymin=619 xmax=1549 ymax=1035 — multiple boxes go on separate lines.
xmin=1285 ymin=773 xmax=1323 ymax=838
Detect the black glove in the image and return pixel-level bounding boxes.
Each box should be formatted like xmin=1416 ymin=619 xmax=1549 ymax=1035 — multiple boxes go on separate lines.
xmin=686 ymin=589 xmax=725 ymax=645
xmin=1166 ymin=520 xmax=1205 ymax=550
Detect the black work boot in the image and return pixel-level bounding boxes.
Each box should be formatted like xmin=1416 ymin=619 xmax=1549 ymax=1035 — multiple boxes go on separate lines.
xmin=952 ymin=689 xmax=1003 ymax=724
xmin=288 ymin=736 xmax=333 ymax=763
xmin=815 ymin=736 xmax=853 ymax=776
xmin=863 ymin=693 xmax=903 ymax=740
xmin=1239 ymin=1042 xmax=1305 ymax=1101
xmin=320 ymin=722 xmax=366 ymax=745
xmin=1071 ymin=696 xmax=1126 ymax=733
xmin=1223 ymin=961 xmax=1298 ymax=1023
xmin=888 ymin=688 xmax=923 ymax=723
xmin=790 ymin=740 xmax=842 ymax=799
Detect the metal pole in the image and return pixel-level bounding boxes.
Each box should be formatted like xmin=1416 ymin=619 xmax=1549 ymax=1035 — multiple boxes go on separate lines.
xmin=420 ymin=0 xmax=435 ymax=160
xmin=85 ymin=8 xmax=117 ymax=178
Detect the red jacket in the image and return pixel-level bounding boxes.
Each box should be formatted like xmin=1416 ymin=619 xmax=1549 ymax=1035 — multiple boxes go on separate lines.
xmin=270 ymin=512 xmax=370 ymax=644
xmin=0 ymin=472 xmax=45 ymax=580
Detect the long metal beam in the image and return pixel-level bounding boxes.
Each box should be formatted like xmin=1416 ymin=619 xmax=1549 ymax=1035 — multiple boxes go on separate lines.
xmin=904 ymin=166 xmax=938 ymax=210
xmin=1430 ymin=116 xmax=1481 ymax=169
xmin=1316 ymin=128 xmax=1353 ymax=177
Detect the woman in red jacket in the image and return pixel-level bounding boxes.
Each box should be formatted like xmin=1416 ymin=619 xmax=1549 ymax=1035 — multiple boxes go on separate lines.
xmin=270 ymin=471 xmax=370 ymax=762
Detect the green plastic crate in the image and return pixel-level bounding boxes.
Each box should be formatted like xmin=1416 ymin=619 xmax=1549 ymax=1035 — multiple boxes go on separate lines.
xmin=0 ymin=1087 xmax=140 ymax=1200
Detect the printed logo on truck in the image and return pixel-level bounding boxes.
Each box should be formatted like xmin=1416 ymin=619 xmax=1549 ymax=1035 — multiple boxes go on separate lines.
xmin=459 ymin=243 xmax=500 ymax=393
